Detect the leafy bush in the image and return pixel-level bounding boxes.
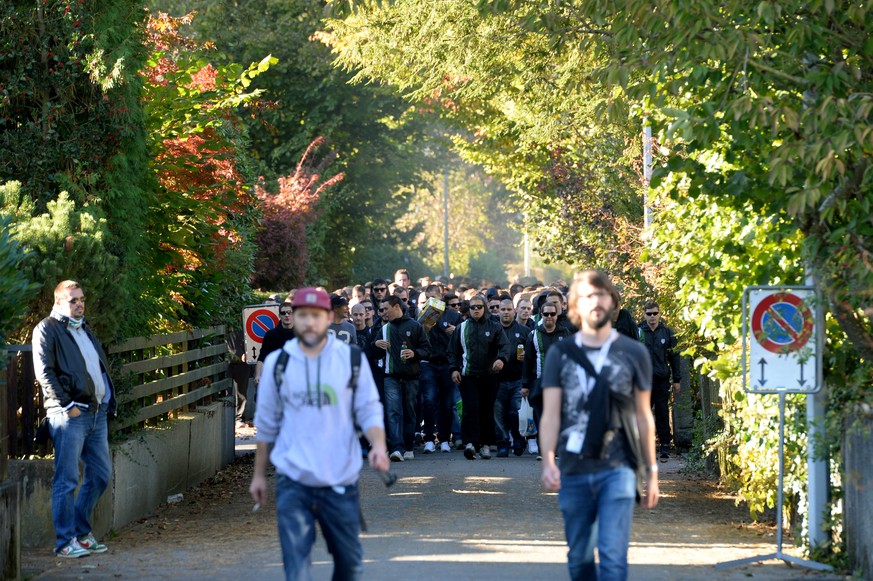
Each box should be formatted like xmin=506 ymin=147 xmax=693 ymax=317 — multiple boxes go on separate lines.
xmin=0 ymin=210 xmax=39 ymax=367
xmin=2 ymin=182 xmax=122 ymax=343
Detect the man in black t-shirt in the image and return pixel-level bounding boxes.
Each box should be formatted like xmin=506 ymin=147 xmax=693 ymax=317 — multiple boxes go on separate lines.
xmin=539 ymin=271 xmax=659 ymax=581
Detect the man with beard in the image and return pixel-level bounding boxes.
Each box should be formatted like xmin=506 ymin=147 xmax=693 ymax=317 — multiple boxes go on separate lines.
xmin=250 ymin=287 xmax=389 ymax=580
xmin=539 ymin=271 xmax=659 ymax=581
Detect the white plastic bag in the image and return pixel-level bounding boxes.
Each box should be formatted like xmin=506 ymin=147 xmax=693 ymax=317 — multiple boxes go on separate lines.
xmin=518 ymin=396 xmax=537 ymax=437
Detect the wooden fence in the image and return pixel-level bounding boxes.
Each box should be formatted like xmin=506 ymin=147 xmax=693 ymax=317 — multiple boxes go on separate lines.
xmin=4 ymin=325 xmax=231 ymax=458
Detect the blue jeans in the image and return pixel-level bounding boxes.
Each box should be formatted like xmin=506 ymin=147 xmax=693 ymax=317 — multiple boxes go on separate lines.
xmin=419 ymin=362 xmax=454 ymax=442
xmin=48 ymin=404 xmax=111 ymax=551
xmin=493 ymin=379 xmax=523 ymax=449
xmin=558 ymin=466 xmax=637 ymax=581
xmin=383 ymin=376 xmax=418 ymax=453
xmin=275 ymin=476 xmax=362 ymax=581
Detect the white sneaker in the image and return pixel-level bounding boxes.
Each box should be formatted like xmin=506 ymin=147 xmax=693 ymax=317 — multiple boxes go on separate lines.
xmin=479 ymin=445 xmax=491 ymax=459
xmin=403 ymin=451 xmax=415 ymax=460
xmin=390 ymin=451 xmax=404 ymax=462
xmin=440 ymin=441 xmax=451 ymax=453
xmin=527 ymin=440 xmax=539 ymax=455
xmin=423 ymin=441 xmax=435 ymax=454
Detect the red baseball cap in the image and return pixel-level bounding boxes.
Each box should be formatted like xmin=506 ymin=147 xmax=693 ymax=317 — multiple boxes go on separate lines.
xmin=291 ymin=287 xmax=331 ymax=311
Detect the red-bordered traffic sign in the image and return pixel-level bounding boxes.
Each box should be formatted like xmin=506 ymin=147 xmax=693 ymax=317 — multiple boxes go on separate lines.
xmin=751 ymin=292 xmax=814 ymax=354
xmin=245 ymin=309 xmax=279 ymax=344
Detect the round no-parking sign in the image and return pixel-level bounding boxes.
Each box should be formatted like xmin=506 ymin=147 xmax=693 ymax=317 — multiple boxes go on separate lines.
xmin=743 ymin=287 xmax=820 ymax=393
xmin=751 ymin=292 xmax=814 ymax=354
xmin=242 ymin=305 xmax=280 ymax=362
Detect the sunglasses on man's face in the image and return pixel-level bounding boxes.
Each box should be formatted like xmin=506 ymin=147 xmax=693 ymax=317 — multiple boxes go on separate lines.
xmin=373 ymin=287 xmax=387 ymax=293
xmin=469 ymin=305 xmax=485 ymax=311
xmin=489 ymin=305 xmax=500 ymax=311
xmin=448 ymin=302 xmax=460 ymax=308
xmin=364 ymin=306 xmax=374 ymax=311
xmin=645 ymin=312 xmax=660 ymax=317
xmin=378 ymin=308 xmax=386 ymax=313
xmin=541 ymin=312 xmax=557 ymax=318
xmin=280 ymin=311 xmax=293 ymax=316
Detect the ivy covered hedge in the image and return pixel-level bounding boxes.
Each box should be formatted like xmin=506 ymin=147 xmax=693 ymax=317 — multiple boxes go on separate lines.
xmin=0 ymin=3 xmax=267 ymax=341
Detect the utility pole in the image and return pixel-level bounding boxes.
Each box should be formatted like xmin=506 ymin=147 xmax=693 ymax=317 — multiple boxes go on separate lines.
xmin=443 ymin=172 xmax=450 ymax=279
xmin=806 ymin=270 xmax=829 ymax=550
xmin=643 ymin=123 xmax=653 ymax=228
xmin=523 ymin=230 xmax=531 ymax=278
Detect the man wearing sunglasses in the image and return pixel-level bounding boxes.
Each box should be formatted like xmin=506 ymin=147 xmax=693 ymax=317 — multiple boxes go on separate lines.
xmin=638 ymin=301 xmax=682 ymax=462
xmin=255 ymin=301 xmax=296 ymax=386
xmin=448 ymin=294 xmax=512 ymax=460
xmin=33 ymin=280 xmax=115 ymax=558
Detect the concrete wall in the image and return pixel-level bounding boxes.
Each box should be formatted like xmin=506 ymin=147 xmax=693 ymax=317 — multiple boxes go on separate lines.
xmin=845 ymin=413 xmax=873 ymax=579
xmin=0 ymin=480 xmax=20 ymax=580
xmin=11 ymin=402 xmax=234 ymax=549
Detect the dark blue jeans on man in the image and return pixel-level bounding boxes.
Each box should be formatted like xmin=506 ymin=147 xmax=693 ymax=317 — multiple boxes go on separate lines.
xmin=557 ymin=466 xmax=637 ymax=581
xmin=419 ymin=362 xmax=455 ymax=443
xmin=493 ymin=378 xmax=523 ymax=453
xmin=48 ymin=403 xmax=112 ymax=551
xmin=383 ymin=376 xmax=418 ymax=453
xmin=275 ymin=475 xmax=363 ymax=581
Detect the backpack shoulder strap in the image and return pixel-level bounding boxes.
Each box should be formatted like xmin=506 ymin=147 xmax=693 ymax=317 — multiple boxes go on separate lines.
xmin=348 ymin=345 xmax=362 ymax=430
xmin=274 ymin=349 xmax=290 ymax=391
xmin=348 ymin=344 xmax=362 ymax=391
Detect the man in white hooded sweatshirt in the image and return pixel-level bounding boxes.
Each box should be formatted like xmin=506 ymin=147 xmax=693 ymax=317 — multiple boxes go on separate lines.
xmin=250 ymin=287 xmax=389 ymax=581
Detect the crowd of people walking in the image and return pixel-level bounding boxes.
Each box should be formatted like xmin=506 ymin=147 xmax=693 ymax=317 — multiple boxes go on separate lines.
xmin=250 ymin=269 xmax=682 ymax=464
xmin=244 ymin=268 xmax=681 ymax=580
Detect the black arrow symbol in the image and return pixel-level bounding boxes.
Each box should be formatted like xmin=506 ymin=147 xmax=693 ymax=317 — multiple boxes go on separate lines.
xmin=798 ymin=360 xmax=807 ymax=386
xmin=758 ymin=358 xmax=767 ymax=386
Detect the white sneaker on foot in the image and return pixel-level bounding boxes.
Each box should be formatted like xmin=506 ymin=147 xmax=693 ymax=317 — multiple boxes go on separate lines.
xmin=423 ymin=441 xmax=435 ymax=454
xmin=56 ymin=538 xmax=89 ymax=559
xmin=390 ymin=451 xmax=404 ymax=462
xmin=527 ymin=440 xmax=539 ymax=455
xmin=403 ymin=451 xmax=415 ymax=460
xmin=440 ymin=441 xmax=451 ymax=453
xmin=479 ymin=445 xmax=491 ymax=459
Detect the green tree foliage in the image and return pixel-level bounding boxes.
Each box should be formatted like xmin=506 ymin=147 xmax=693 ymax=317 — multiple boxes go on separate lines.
xmin=0 ymin=208 xmax=39 ymax=367
xmin=1 ymin=182 xmax=122 ymax=342
xmin=323 ymin=0 xmax=647 ymax=287
xmin=398 ymin=159 xmax=521 ymax=283
xmin=1 ymin=0 xmax=158 ymax=338
xmin=149 ymin=0 xmax=444 ymax=286
xmin=141 ymin=11 xmax=271 ymax=328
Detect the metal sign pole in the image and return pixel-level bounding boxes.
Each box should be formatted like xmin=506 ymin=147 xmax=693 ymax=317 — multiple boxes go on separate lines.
xmin=717 ymin=287 xmax=833 ymax=572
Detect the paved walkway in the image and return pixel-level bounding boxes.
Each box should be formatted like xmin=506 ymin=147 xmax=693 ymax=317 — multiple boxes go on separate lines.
xmin=24 ymin=442 xmax=845 ymax=580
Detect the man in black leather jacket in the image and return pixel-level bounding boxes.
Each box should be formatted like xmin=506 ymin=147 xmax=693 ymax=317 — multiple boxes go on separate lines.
xmin=32 ymin=280 xmax=115 ymax=558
